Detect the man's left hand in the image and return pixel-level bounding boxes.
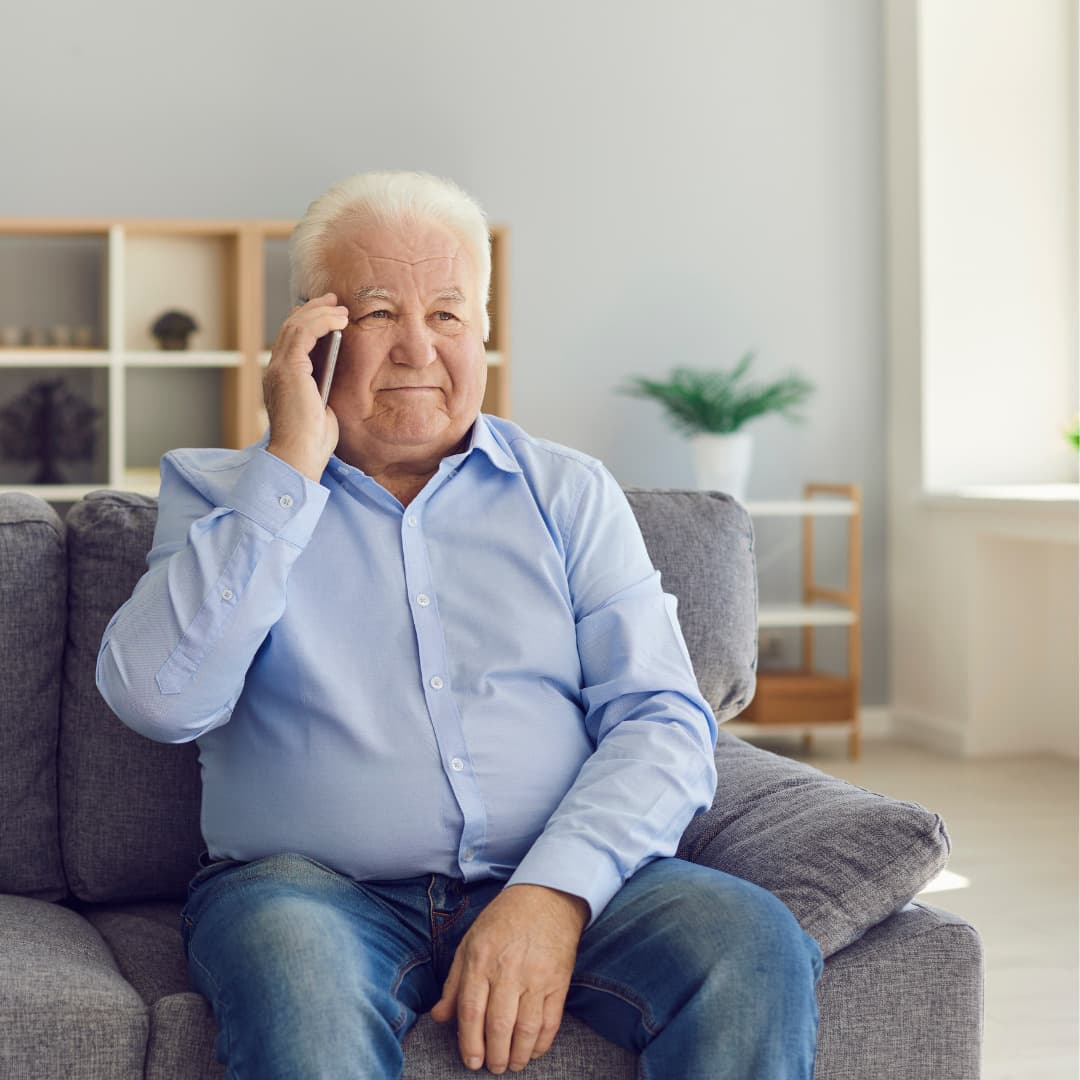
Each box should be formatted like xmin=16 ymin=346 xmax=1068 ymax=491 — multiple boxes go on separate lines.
xmin=430 ymin=883 xmax=589 ymax=1073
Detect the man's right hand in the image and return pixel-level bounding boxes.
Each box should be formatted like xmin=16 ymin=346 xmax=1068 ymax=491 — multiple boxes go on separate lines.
xmin=262 ymin=293 xmax=349 ymax=483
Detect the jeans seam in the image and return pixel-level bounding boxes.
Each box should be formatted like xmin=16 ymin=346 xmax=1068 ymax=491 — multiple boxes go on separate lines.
xmin=570 ymin=974 xmax=660 ymax=1036
xmin=189 ymin=948 xmax=235 ymax=1069
xmin=390 ymin=950 xmax=433 ymax=1033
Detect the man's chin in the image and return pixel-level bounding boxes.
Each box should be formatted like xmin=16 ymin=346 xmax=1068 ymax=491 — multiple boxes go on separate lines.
xmin=361 ymin=412 xmax=472 ymax=454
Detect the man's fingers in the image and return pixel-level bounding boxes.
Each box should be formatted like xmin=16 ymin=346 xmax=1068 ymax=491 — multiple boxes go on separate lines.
xmin=531 ymin=989 xmax=568 ymax=1059
xmin=507 ymin=989 xmax=545 ymax=1072
xmin=483 ymin=978 xmax=523 ymax=1074
xmin=455 ymin=972 xmax=491 ymax=1071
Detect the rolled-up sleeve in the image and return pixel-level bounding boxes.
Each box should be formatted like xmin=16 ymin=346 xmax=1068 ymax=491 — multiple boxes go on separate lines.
xmin=96 ymin=447 xmax=328 ymax=744
xmin=506 ymin=462 xmax=718 ymax=925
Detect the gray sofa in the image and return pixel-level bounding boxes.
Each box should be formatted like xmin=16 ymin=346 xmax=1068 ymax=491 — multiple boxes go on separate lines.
xmin=0 ymin=487 xmax=983 ymax=1079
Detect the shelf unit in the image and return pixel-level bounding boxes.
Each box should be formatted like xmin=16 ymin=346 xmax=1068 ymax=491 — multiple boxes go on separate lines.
xmin=0 ymin=218 xmax=510 ymax=501
xmin=726 ymin=484 xmax=863 ymax=760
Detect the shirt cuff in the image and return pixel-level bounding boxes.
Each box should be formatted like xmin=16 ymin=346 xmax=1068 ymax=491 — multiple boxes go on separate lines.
xmin=504 ymin=834 xmax=627 ymax=929
xmin=227 ymin=448 xmax=329 ymax=546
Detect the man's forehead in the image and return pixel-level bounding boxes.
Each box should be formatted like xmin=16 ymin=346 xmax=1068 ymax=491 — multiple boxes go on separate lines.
xmin=362 ymin=252 xmax=459 ymax=268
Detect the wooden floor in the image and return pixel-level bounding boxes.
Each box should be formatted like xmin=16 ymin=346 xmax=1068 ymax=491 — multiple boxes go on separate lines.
xmin=746 ymin=733 xmax=1079 ymax=1080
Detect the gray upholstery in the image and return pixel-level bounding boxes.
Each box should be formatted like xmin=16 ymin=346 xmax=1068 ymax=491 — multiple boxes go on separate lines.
xmin=814 ymin=901 xmax=984 ymax=1080
xmin=0 ymin=488 xmax=984 ymax=1078
xmin=61 ymin=491 xmax=203 ymax=903
xmin=72 ymin=896 xmax=982 ymax=1080
xmin=677 ymin=728 xmax=951 ymax=957
xmin=0 ymin=894 xmax=147 ymax=1079
xmin=623 ymin=488 xmax=758 ymax=721
xmin=0 ymin=495 xmax=67 ymax=899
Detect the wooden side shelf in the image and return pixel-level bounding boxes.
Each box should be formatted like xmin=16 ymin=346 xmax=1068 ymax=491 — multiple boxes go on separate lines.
xmin=736 ymin=483 xmax=863 ymax=760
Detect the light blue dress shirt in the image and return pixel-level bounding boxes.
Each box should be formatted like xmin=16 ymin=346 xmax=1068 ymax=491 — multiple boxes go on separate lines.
xmin=96 ymin=413 xmax=718 ymax=923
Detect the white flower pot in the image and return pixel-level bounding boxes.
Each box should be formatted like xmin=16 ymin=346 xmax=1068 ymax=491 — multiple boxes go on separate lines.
xmin=690 ymin=431 xmax=753 ymax=502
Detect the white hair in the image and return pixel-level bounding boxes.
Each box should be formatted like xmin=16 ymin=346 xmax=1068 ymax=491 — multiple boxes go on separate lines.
xmin=289 ymin=170 xmax=492 ymax=341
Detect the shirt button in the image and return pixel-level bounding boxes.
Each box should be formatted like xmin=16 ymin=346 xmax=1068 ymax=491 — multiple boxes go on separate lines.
xmin=430 ymin=675 xmax=444 ymax=690
xmin=462 ymin=848 xmax=475 ymax=862
xmin=416 ymin=593 xmax=431 ymax=607
xmin=221 ymin=589 xmax=234 ymax=601
xmin=450 ymin=757 xmax=464 ymax=772
xmin=407 ymin=515 xmax=418 ymax=527
xmin=278 ymin=494 xmax=294 ymax=509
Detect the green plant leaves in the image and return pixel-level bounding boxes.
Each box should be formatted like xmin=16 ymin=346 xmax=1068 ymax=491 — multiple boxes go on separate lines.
xmin=619 ymin=352 xmax=815 ymax=435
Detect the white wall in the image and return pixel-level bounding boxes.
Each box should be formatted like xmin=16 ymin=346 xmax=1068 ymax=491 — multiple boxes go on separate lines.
xmin=0 ymin=0 xmax=889 ymax=703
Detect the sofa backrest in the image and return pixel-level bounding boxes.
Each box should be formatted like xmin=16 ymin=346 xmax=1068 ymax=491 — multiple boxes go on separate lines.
xmin=60 ymin=491 xmax=203 ymax=903
xmin=4 ymin=486 xmax=757 ymax=904
xmin=0 ymin=494 xmax=68 ymax=900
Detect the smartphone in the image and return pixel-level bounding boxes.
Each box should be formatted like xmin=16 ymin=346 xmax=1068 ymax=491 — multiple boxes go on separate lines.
xmin=310 ymin=329 xmax=342 ymax=406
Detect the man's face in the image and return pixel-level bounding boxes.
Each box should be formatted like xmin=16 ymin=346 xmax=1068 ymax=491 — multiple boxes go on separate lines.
xmin=322 ymin=217 xmax=488 ymax=471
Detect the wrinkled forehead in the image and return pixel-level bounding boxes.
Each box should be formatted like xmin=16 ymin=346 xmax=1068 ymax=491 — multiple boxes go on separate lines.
xmin=326 ymin=221 xmax=476 ymax=297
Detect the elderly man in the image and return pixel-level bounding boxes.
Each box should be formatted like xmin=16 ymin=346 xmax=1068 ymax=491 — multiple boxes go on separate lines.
xmin=97 ymin=170 xmax=822 ymax=1079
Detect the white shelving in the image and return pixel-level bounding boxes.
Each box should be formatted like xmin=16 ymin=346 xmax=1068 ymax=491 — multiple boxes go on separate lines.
xmin=0 ymin=218 xmax=511 ymax=500
xmin=736 ymin=484 xmax=863 ymax=760
xmin=745 ymin=499 xmax=858 ymax=517
xmin=757 ymin=604 xmax=857 ymax=628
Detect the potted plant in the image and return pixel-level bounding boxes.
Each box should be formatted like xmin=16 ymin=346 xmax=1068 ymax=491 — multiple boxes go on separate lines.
xmin=620 ymin=352 xmax=815 ymax=501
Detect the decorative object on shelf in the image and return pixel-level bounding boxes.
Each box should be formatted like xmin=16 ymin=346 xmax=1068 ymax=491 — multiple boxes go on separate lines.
xmin=151 ymin=310 xmax=199 ymax=350
xmin=620 ymin=353 xmax=815 ymax=501
xmin=0 ymin=378 xmax=101 ymax=483
xmin=49 ymin=325 xmax=72 ymax=348
xmin=73 ymin=325 xmax=96 ymax=349
xmin=0 ymin=326 xmax=21 ymax=348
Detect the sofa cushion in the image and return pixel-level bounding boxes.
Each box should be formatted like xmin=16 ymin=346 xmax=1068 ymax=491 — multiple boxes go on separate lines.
xmin=624 ymin=488 xmax=757 ymax=721
xmin=61 ymin=492 xmax=203 ymax=902
xmin=0 ymin=893 xmax=147 ymax=1078
xmin=77 ymin=900 xmax=637 ymax=1080
xmin=78 ymin=900 xmax=224 ymax=1080
xmin=677 ymin=729 xmax=952 ymax=957
xmin=0 ymin=494 xmax=68 ymax=900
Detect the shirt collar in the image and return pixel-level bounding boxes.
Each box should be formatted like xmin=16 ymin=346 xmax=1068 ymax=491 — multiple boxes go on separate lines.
xmin=464 ymin=413 xmax=523 ymax=474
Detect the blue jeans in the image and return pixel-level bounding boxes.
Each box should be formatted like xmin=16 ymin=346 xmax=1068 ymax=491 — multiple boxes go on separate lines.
xmin=180 ymin=852 xmax=823 ymax=1079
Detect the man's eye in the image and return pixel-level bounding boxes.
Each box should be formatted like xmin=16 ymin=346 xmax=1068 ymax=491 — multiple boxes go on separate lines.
xmin=434 ymin=311 xmax=457 ymax=322
xmin=367 ymin=310 xmax=391 ymax=319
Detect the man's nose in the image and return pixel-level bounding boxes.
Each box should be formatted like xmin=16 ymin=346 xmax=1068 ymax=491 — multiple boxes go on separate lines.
xmin=390 ymin=318 xmax=436 ymax=367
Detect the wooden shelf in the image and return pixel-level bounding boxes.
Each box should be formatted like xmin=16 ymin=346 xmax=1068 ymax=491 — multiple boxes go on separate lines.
xmin=123 ymin=351 xmax=243 ymax=368
xmin=741 ymin=483 xmax=863 ymax=760
xmin=0 ymin=484 xmax=104 ymax=501
xmin=0 ymin=215 xmax=510 ymax=499
xmin=724 ymin=719 xmax=857 ymax=739
xmin=739 ymin=670 xmax=856 ymax=726
xmin=0 ymin=350 xmax=110 ymax=367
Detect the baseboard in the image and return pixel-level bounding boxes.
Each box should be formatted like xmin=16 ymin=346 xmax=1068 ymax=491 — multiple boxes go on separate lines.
xmin=886 ymin=706 xmax=969 ymax=756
